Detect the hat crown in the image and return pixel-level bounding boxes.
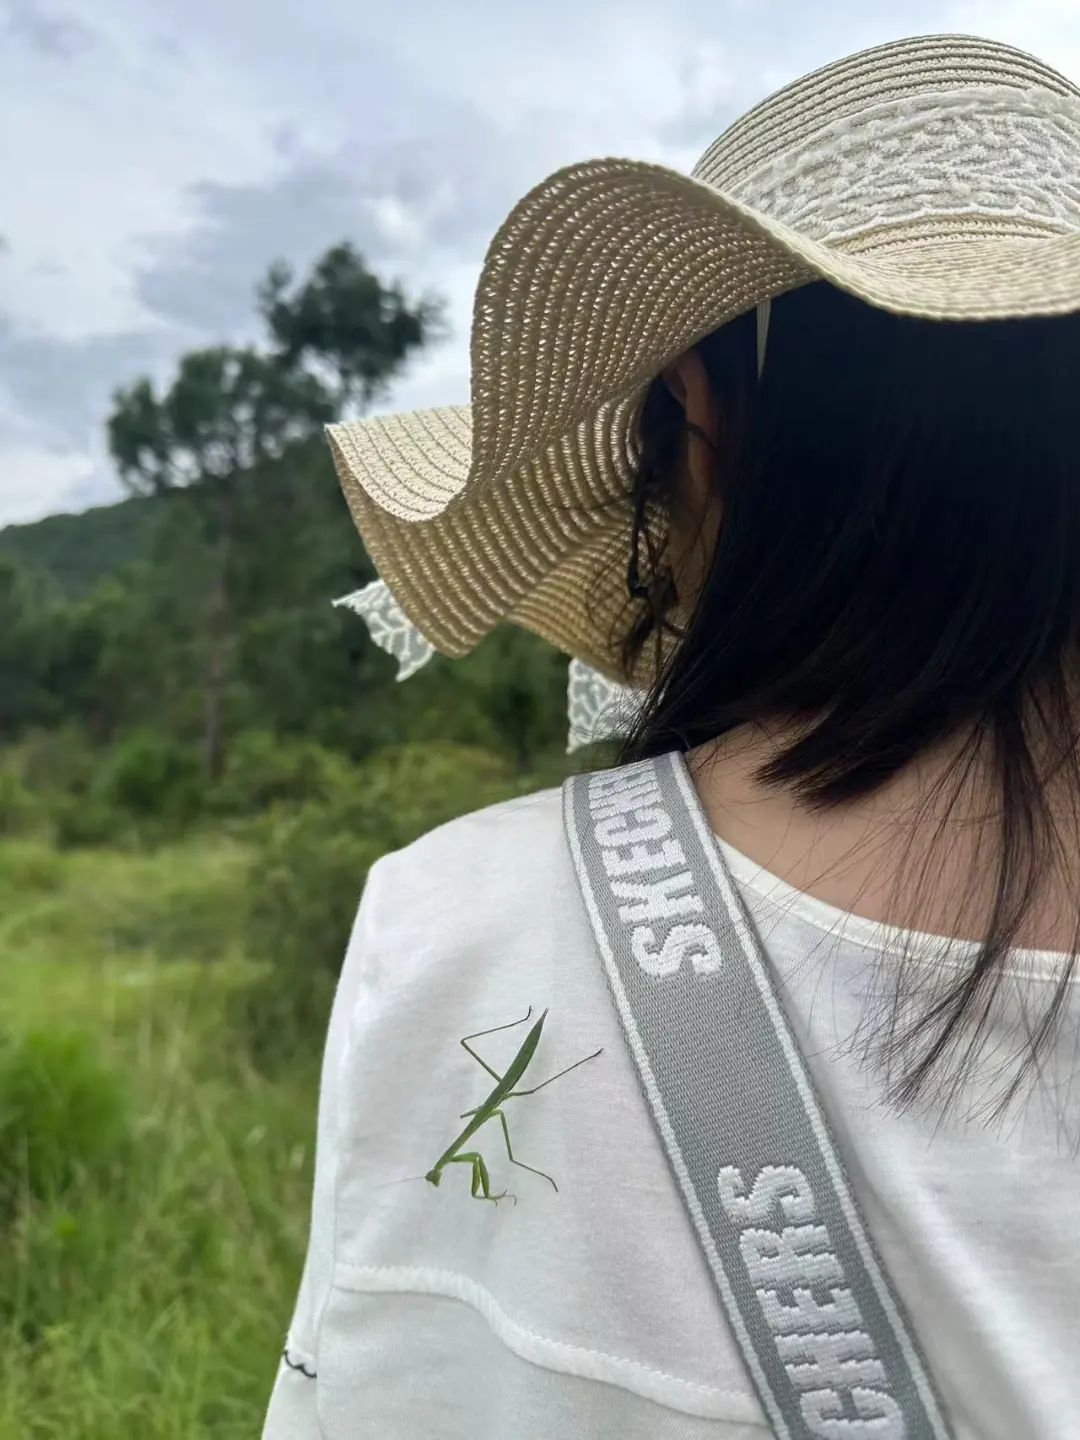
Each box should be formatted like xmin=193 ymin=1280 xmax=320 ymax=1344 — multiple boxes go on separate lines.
xmin=694 ymin=35 xmax=1080 ymax=248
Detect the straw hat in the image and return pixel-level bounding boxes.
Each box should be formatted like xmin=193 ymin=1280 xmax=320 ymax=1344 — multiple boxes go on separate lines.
xmin=327 ymin=33 xmax=1080 ymax=687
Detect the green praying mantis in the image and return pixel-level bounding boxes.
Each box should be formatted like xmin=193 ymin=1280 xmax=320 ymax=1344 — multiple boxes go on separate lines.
xmin=423 ymin=1006 xmax=602 ymax=1204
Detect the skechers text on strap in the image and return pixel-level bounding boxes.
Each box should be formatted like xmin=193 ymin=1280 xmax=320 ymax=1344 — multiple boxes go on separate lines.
xmin=562 ymin=750 xmax=954 ymax=1440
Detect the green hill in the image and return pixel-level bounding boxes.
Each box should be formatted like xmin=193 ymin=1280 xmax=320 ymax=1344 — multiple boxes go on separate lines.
xmin=0 ymin=493 xmax=161 ymax=598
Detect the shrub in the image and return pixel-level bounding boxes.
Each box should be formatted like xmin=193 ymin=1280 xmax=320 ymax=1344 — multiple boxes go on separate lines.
xmin=9 ymin=724 xmax=97 ymax=800
xmin=242 ymin=808 xmax=384 ymax=1057
xmin=51 ymin=792 xmax=129 ymax=849
xmin=248 ymin=812 xmax=382 ymax=977
xmin=340 ymin=740 xmax=522 ymax=850
xmin=0 ymin=1028 xmax=130 ymax=1217
xmin=0 ymin=769 xmax=43 ymax=838
xmin=210 ymin=730 xmax=354 ymax=816
xmin=93 ymin=732 xmax=202 ymax=831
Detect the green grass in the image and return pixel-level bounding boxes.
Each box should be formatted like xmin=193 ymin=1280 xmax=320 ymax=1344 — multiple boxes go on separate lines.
xmin=0 ymin=836 xmax=320 ymax=1439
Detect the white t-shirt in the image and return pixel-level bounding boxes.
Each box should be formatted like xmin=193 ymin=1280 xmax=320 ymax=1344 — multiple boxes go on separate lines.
xmin=263 ymin=779 xmax=1080 ymax=1440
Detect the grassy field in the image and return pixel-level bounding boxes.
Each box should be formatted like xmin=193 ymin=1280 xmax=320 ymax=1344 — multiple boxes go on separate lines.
xmin=0 ymin=835 xmax=319 ymax=1439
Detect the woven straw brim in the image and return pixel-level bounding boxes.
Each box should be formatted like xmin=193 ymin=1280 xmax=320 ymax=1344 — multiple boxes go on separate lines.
xmin=327 ymin=38 xmax=1080 ymax=684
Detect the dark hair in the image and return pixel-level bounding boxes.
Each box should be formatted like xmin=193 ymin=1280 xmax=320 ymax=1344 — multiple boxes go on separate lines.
xmin=617 ymin=281 xmax=1080 ymax=1117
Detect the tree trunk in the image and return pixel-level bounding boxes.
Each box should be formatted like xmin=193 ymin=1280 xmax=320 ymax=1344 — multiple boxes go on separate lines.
xmin=202 ymin=488 xmax=234 ymax=782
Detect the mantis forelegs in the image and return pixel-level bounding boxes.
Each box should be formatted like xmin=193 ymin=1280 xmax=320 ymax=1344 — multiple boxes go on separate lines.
xmin=445 ymin=1150 xmax=513 ymax=1205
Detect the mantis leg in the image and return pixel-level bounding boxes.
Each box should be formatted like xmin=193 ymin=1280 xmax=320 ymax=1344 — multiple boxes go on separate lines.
xmin=446 ymin=1151 xmax=514 ymax=1205
xmin=507 ymin=1045 xmax=603 ymax=1097
xmin=459 ymin=1006 xmax=533 ymax=1083
xmin=488 ymin=1109 xmax=558 ymax=1193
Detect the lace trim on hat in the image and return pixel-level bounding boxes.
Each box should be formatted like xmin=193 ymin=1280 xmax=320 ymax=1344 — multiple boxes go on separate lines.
xmin=334 ymin=580 xmax=435 ymax=681
xmin=566 ymin=657 xmax=641 ymax=753
xmin=335 ymin=581 xmax=641 ymax=751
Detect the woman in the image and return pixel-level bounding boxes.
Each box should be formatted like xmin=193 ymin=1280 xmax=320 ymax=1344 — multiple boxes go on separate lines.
xmin=265 ymin=34 xmax=1080 ymax=1440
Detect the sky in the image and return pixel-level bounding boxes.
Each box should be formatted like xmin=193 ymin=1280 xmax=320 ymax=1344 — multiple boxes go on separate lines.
xmin=2 ymin=0 xmax=1079 ymax=528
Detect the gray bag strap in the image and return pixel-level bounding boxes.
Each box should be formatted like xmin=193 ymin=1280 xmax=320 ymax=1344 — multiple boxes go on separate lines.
xmin=562 ymin=750 xmax=954 ymax=1440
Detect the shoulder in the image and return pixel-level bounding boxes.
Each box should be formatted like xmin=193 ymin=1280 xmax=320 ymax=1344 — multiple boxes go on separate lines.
xmin=389 ymin=781 xmax=566 ymax=873
xmin=358 ymin=783 xmax=570 ymax=953
xmin=339 ymin=781 xmax=592 ymax=1063
xmin=333 ymin=772 xmax=612 ymax=1161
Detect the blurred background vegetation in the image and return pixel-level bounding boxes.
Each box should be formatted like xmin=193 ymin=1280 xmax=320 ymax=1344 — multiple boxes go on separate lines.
xmin=0 ymin=243 xmax=598 ymax=1437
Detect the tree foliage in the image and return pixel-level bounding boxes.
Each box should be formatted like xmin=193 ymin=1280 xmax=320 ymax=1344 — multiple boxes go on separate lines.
xmin=101 ymin=242 xmax=438 ymax=779
xmin=258 ymin=242 xmax=444 ymax=414
xmin=0 ymin=496 xmax=157 ymax=599
xmin=0 ymin=559 xmax=57 ymax=738
xmin=107 ymin=348 xmax=335 ymax=496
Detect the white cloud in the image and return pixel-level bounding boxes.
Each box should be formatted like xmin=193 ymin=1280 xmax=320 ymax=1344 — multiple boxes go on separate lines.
xmin=377 ymin=257 xmax=477 ymax=415
xmin=0 ymin=3 xmax=285 ymax=341
xmin=3 ymin=0 xmax=1080 ymax=531
xmin=0 ymin=442 xmax=98 ymax=526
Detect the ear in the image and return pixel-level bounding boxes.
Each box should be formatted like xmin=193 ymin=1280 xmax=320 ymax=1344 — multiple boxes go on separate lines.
xmin=661 ymin=348 xmax=721 ymax=502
